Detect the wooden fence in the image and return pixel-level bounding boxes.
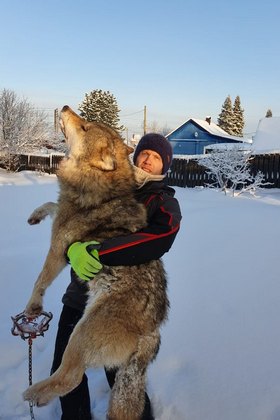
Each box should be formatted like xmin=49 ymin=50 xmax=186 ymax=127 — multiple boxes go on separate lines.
xmin=2 ymin=152 xmax=280 ymax=188
xmin=167 ymin=158 xmax=210 ymax=188
xmin=3 ymin=153 xmax=65 ymax=174
xmin=23 ymin=154 xmax=63 ymax=173
xmin=167 ymin=154 xmax=280 ymax=188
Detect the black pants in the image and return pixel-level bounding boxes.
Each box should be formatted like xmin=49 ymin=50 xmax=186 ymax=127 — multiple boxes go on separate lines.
xmin=51 ymin=305 xmax=154 ymax=420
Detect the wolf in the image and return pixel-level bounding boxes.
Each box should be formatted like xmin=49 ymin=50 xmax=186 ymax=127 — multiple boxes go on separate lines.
xmin=23 ymin=106 xmax=169 ymax=420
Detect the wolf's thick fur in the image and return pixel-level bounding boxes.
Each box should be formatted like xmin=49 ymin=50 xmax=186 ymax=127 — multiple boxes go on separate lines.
xmin=23 ymin=106 xmax=169 ymax=419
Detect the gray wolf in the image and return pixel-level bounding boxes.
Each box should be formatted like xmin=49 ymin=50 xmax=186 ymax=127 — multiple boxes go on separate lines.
xmin=23 ymin=106 xmax=169 ymax=420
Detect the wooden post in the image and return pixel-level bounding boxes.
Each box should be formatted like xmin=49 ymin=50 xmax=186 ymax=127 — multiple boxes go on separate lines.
xmin=143 ymin=105 xmax=147 ymax=135
xmin=54 ymin=108 xmax=59 ymax=133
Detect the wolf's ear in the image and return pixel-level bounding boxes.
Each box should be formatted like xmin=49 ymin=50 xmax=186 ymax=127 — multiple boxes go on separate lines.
xmin=126 ymin=145 xmax=134 ymax=155
xmin=101 ymin=148 xmax=117 ymax=170
xmin=91 ymin=148 xmax=117 ymax=171
xmin=81 ymin=122 xmax=91 ymax=132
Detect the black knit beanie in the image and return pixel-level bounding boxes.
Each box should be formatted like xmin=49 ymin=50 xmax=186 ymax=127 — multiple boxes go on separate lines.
xmin=133 ymin=133 xmax=173 ymax=174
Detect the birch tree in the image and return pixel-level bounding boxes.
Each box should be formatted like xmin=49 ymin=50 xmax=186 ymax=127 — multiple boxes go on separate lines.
xmin=0 ymin=89 xmax=50 ymax=169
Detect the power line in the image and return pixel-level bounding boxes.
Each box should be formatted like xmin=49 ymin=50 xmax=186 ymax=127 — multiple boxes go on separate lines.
xmin=33 ymin=108 xmax=54 ymax=111
xmin=120 ymin=109 xmax=143 ymax=117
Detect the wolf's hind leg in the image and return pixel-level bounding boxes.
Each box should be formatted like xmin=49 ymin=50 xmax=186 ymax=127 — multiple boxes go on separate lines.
xmin=23 ymin=342 xmax=86 ymax=406
xmin=23 ymin=308 xmax=133 ymax=407
xmin=108 ymin=330 xmax=160 ymax=420
xmin=23 ymin=317 xmax=92 ymax=406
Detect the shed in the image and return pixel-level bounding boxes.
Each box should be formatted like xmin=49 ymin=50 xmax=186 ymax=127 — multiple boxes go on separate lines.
xmin=167 ymin=117 xmax=252 ymax=155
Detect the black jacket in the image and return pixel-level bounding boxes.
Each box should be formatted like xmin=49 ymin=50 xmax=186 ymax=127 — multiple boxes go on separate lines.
xmin=62 ymin=180 xmax=182 ymax=311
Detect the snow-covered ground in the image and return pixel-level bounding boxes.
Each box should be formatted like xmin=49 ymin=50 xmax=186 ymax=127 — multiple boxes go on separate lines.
xmin=0 ymin=169 xmax=280 ymax=420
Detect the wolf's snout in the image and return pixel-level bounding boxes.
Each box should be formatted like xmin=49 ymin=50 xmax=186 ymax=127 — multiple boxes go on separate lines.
xmin=61 ymin=105 xmax=70 ymax=112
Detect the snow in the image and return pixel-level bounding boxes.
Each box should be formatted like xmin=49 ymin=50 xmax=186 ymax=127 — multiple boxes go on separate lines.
xmin=253 ymin=117 xmax=280 ymax=154
xmin=1 ymin=170 xmax=280 ymax=420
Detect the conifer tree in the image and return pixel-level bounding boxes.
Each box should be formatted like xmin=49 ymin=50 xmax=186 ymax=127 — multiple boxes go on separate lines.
xmin=232 ymin=95 xmax=244 ymax=137
xmin=78 ymin=89 xmax=124 ymax=132
xmin=265 ymin=109 xmax=272 ymax=118
xmin=217 ymin=95 xmax=234 ymax=135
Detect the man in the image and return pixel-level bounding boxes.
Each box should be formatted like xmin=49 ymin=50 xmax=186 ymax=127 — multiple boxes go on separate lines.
xmin=52 ymin=133 xmax=182 ymax=420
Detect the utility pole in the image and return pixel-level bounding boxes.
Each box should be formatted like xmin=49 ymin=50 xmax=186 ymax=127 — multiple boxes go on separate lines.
xmin=143 ymin=105 xmax=147 ymax=135
xmin=126 ymin=127 xmax=129 ymax=145
xmin=54 ymin=108 xmax=59 ymax=133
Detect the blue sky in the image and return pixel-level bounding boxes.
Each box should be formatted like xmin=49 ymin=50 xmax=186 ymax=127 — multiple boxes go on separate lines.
xmin=1 ymin=0 xmax=279 ymax=137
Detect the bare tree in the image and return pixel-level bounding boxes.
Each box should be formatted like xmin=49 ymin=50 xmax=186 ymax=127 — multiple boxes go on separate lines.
xmin=0 ymin=89 xmax=50 ymax=170
xmin=160 ymin=124 xmax=172 ymax=136
xmin=146 ymin=120 xmax=172 ymax=136
xmin=147 ymin=120 xmax=160 ymax=133
xmin=45 ymin=130 xmax=67 ymax=154
xmin=197 ymin=146 xmax=268 ymax=196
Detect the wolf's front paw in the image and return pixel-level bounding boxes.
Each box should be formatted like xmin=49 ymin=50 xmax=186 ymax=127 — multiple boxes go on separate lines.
xmin=24 ymin=300 xmax=43 ymax=317
xmin=27 ymin=202 xmax=58 ymax=225
xmin=28 ymin=208 xmax=47 ymax=225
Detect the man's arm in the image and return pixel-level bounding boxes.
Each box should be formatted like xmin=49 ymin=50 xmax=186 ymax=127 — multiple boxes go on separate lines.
xmin=99 ymin=196 xmax=181 ymax=266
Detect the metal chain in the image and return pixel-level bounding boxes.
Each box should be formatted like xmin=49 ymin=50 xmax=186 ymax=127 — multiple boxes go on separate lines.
xmin=28 ymin=338 xmax=36 ymax=420
xmin=11 ymin=311 xmax=53 ymax=420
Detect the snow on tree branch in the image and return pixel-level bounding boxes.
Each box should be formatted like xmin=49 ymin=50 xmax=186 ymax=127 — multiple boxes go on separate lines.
xmin=217 ymin=95 xmax=244 ymax=137
xmin=78 ymin=89 xmax=125 ymax=132
xmin=0 ymin=89 xmax=52 ymax=170
xmin=197 ymin=146 xmax=270 ymax=197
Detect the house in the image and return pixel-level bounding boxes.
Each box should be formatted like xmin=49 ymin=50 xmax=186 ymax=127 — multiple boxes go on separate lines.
xmin=252 ymin=117 xmax=280 ymax=154
xmin=166 ymin=117 xmax=252 ymax=155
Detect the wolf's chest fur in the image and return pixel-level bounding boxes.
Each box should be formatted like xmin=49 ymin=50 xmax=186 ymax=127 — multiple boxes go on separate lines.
xmin=52 ymin=168 xmax=147 ymax=250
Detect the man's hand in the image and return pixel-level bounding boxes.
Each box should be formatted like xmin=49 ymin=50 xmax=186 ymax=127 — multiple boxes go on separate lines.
xmin=67 ymin=241 xmax=103 ymax=281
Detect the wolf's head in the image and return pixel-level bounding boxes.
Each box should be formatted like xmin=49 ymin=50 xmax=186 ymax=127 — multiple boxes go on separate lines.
xmin=59 ymin=105 xmax=133 ymax=171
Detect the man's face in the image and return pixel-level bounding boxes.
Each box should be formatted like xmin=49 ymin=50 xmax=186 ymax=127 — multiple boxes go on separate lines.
xmin=135 ymin=149 xmax=163 ymax=175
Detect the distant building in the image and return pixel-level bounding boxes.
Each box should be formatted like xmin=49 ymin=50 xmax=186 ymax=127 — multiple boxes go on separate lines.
xmin=130 ymin=134 xmax=141 ymax=148
xmin=252 ymin=117 xmax=280 ymax=154
xmin=167 ymin=117 xmax=252 ymax=155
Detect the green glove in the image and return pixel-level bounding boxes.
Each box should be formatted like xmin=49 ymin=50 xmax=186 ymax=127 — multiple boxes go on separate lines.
xmin=67 ymin=241 xmax=103 ymax=281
